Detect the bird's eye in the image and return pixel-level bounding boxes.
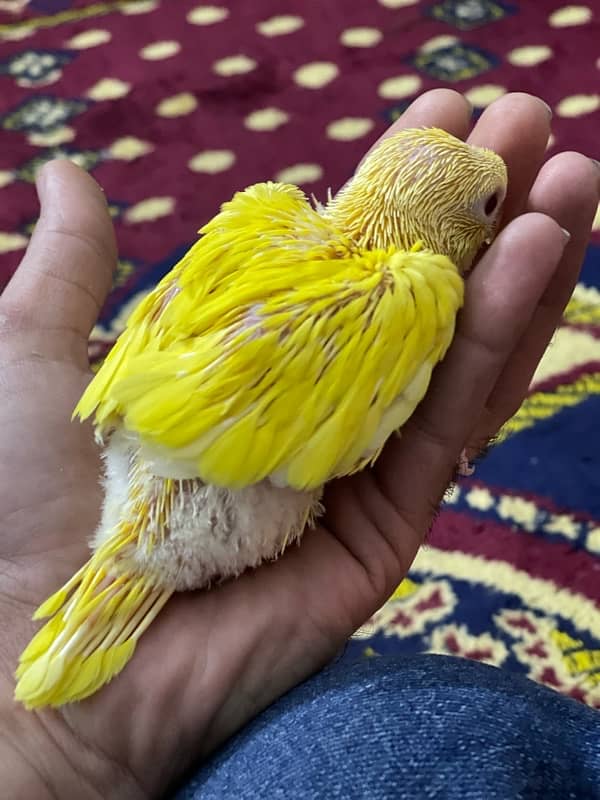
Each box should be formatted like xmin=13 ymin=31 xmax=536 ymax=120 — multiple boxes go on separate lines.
xmin=484 ymin=192 xmax=499 ymax=217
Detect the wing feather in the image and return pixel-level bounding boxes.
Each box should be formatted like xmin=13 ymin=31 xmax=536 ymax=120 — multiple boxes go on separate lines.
xmin=76 ymin=182 xmax=463 ymax=490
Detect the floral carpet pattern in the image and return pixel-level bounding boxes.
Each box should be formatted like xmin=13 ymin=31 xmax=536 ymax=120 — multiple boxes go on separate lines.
xmin=0 ymin=0 xmax=599 ymax=705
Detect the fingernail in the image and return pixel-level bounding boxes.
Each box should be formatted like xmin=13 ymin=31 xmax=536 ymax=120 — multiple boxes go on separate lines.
xmin=561 ymin=227 xmax=571 ymax=242
xmin=539 ymin=99 xmax=553 ymax=118
xmin=591 ymin=158 xmax=600 ymax=171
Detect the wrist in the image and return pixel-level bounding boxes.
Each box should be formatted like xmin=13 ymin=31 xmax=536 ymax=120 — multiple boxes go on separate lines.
xmin=0 ymin=698 xmax=144 ymax=800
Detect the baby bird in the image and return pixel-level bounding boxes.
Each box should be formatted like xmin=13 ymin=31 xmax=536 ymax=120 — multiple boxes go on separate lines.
xmin=15 ymin=128 xmax=507 ymax=709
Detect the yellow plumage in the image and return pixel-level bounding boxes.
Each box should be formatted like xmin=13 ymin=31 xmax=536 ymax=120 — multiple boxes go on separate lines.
xmin=15 ymin=127 xmax=507 ymax=708
xmin=76 ymin=182 xmax=463 ymax=489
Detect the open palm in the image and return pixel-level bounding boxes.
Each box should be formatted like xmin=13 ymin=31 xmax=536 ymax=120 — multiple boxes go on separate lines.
xmin=0 ymin=89 xmax=598 ymax=799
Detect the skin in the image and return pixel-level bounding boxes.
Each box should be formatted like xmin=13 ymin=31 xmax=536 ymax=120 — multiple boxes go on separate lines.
xmin=0 ymin=89 xmax=598 ymax=798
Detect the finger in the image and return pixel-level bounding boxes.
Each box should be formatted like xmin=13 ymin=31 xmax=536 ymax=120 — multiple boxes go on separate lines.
xmin=357 ymin=88 xmax=473 ymax=170
xmin=467 ymin=92 xmax=552 ymax=224
xmin=466 ymin=152 xmax=600 ymax=454
xmin=379 ymin=87 xmax=473 ymax=140
xmin=373 ymin=212 xmax=569 ymax=533
xmin=0 ymin=159 xmax=117 ymax=342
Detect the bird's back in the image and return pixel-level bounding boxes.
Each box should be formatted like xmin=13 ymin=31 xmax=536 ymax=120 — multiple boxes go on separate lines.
xmin=75 ymin=181 xmax=464 ymax=491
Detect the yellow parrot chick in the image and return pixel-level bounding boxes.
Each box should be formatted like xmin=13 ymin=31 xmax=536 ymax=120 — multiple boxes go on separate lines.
xmin=15 ymin=128 xmax=507 ymax=709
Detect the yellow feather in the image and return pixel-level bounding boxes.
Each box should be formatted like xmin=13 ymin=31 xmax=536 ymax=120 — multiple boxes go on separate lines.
xmin=15 ymin=649 xmax=69 ymax=708
xmin=75 ymin=212 xmax=463 ymax=490
xmin=60 ymin=643 xmax=136 ymax=704
xmin=33 ymin=586 xmax=76 ymax=620
xmin=14 ymin=523 xmax=172 ymax=709
xmin=16 ymin=614 xmax=66 ymax=676
xmin=75 ymin=132 xmax=505 ymax=488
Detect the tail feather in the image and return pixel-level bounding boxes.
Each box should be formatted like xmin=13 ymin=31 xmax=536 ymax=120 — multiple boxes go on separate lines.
xmin=58 ymin=644 xmax=135 ymax=704
xmin=33 ymin=563 xmax=87 ymax=620
xmin=15 ymin=614 xmax=66 ymax=675
xmin=14 ymin=537 xmax=172 ymax=709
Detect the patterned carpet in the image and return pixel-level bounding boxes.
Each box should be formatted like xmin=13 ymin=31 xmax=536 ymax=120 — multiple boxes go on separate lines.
xmin=1 ymin=0 xmax=599 ymax=705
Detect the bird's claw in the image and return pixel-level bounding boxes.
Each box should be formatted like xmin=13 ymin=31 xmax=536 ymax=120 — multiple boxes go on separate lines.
xmin=457 ymin=449 xmax=475 ymax=477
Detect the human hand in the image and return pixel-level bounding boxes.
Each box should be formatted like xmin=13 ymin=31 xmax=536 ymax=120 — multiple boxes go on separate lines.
xmin=0 ymin=89 xmax=598 ymax=799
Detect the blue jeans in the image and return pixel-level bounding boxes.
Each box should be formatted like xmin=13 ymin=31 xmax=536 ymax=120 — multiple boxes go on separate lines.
xmin=174 ymin=655 xmax=600 ymax=798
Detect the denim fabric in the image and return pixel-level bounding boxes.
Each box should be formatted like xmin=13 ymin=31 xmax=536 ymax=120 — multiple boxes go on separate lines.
xmin=173 ymin=655 xmax=600 ymax=799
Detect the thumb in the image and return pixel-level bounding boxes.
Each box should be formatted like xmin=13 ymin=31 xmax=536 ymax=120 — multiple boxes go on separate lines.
xmin=1 ymin=159 xmax=117 ymax=354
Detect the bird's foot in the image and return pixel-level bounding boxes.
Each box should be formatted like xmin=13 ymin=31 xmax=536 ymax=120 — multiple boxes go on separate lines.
xmin=457 ymin=448 xmax=475 ymax=477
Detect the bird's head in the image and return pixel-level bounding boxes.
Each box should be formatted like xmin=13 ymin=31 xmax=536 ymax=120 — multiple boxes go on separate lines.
xmin=326 ymin=127 xmax=508 ymax=273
